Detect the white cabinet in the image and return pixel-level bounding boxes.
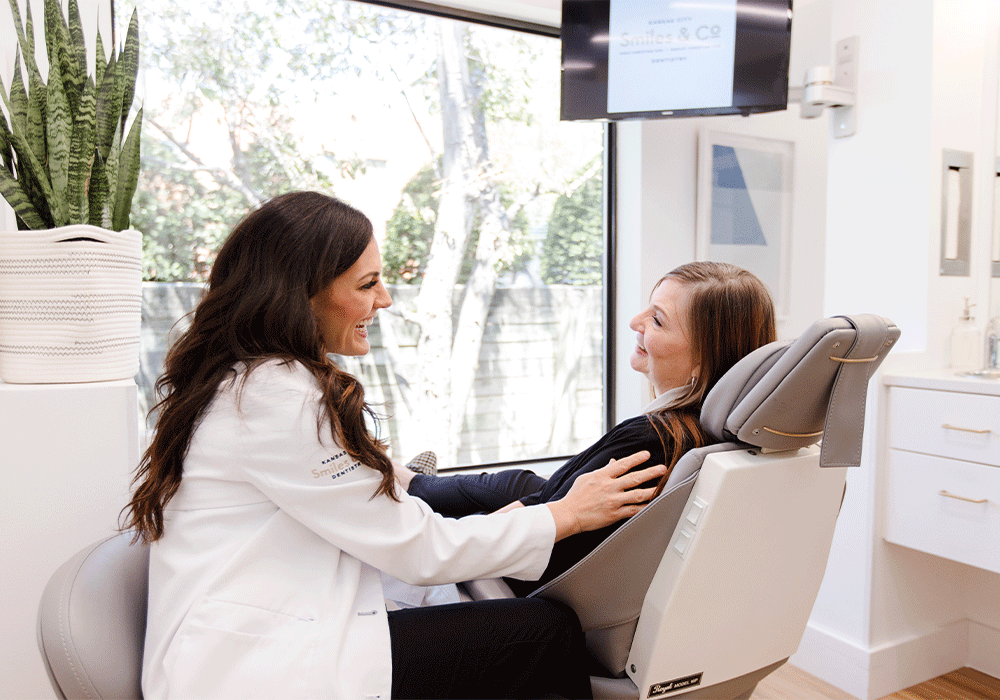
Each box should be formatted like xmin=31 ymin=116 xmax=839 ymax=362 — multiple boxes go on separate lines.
xmin=885 ymin=384 xmax=1000 ymax=573
xmin=0 ymin=380 xmax=139 ymax=699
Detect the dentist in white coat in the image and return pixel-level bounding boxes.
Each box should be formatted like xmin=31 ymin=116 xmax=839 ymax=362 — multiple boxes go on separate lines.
xmin=124 ymin=191 xmax=664 ymax=700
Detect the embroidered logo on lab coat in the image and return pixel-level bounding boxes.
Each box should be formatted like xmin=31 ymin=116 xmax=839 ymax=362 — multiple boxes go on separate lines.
xmin=312 ymin=449 xmax=362 ymax=480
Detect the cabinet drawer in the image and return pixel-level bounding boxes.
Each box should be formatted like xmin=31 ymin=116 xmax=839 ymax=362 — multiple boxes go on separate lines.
xmin=884 ymin=450 xmax=1000 ymax=573
xmin=888 ymin=387 xmax=1000 ymax=466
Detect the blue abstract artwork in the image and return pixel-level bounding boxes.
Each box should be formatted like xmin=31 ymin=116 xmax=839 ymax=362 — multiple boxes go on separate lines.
xmin=700 ymin=132 xmax=792 ymax=317
xmin=711 ymin=145 xmax=767 ymax=246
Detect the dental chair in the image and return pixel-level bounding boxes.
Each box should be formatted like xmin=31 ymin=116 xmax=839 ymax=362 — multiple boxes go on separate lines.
xmin=37 ymin=313 xmax=898 ymax=700
xmin=464 ymin=314 xmax=900 ymax=700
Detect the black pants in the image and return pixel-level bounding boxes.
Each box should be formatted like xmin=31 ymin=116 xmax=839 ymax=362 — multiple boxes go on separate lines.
xmin=388 ymin=597 xmax=593 ymax=699
xmin=408 ymin=470 xmax=546 ymax=518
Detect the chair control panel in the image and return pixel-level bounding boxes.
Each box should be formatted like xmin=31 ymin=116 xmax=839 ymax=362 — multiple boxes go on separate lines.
xmin=673 ymin=497 xmax=707 ymax=558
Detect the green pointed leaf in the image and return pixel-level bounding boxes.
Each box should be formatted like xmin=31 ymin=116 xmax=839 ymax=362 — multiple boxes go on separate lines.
xmin=119 ymin=10 xmax=140 ymax=135
xmin=44 ymin=0 xmax=84 ymax=118
xmin=112 ymin=106 xmax=141 ymax=231
xmin=66 ymin=82 xmax=96 ymax=223
xmin=59 ymin=45 xmax=84 ymax=118
xmin=88 ymin=148 xmax=111 ymax=228
xmin=0 ymin=110 xmax=14 ymax=173
xmin=10 ymin=48 xmax=28 ymax=137
xmin=105 ymin=119 xmax=121 ymax=206
xmin=94 ymin=54 xmax=122 ymax=160
xmin=95 ymin=27 xmax=107 ymax=89
xmin=67 ymin=0 xmax=88 ymax=80
xmin=0 ymin=165 xmax=48 ymax=229
xmin=7 ymin=0 xmax=40 ymax=77
xmin=4 ymin=127 xmax=56 ymax=227
xmin=45 ymin=55 xmax=71 ymax=224
xmin=26 ymin=72 xmax=47 ymax=166
xmin=0 ymin=70 xmax=52 ymax=227
xmin=43 ymin=0 xmax=67 ymax=81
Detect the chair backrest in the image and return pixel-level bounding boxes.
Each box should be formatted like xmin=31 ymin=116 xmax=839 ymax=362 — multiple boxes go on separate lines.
xmin=531 ymin=314 xmax=899 ymax=699
xmin=37 ymin=532 xmax=150 ymax=700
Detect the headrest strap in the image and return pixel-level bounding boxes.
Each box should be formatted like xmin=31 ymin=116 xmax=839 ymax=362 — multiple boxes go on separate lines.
xmin=820 ymin=314 xmax=893 ymax=467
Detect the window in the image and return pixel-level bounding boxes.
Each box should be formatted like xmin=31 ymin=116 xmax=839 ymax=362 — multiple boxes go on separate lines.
xmin=131 ymin=0 xmax=608 ymax=468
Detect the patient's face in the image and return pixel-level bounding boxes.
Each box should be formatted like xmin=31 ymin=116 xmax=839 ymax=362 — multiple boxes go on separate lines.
xmin=629 ymin=278 xmax=698 ymax=395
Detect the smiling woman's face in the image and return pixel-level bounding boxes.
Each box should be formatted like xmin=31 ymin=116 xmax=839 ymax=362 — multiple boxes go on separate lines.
xmin=309 ymin=238 xmax=392 ymax=356
xmin=628 ymin=278 xmax=699 ymax=395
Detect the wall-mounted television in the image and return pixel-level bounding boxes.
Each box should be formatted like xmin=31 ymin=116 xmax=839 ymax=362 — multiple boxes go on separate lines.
xmin=561 ymin=0 xmax=793 ymax=121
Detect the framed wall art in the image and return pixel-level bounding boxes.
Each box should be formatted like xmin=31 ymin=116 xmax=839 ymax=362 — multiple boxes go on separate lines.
xmin=697 ymin=129 xmax=794 ymax=319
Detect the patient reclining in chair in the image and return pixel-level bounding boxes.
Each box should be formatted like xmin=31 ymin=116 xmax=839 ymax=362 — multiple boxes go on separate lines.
xmin=396 ymin=262 xmax=776 ymax=594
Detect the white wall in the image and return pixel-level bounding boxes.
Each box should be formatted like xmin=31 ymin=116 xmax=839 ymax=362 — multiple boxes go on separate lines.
xmin=793 ymin=1 xmax=1000 ymax=698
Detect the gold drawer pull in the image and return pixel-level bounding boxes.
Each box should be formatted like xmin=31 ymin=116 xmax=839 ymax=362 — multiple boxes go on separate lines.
xmin=941 ymin=423 xmax=992 ymax=435
xmin=939 ymin=490 xmax=989 ymax=504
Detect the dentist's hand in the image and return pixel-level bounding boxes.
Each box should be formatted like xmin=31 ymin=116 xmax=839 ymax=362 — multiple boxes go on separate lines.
xmin=545 ymin=451 xmax=666 ymax=542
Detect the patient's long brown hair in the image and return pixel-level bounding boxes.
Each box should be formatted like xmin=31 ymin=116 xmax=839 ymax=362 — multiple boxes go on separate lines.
xmin=122 ymin=192 xmax=396 ymax=543
xmin=647 ymin=262 xmax=776 ymax=495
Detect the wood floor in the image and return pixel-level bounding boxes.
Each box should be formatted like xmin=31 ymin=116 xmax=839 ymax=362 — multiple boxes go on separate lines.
xmin=749 ymin=664 xmax=1000 ymax=700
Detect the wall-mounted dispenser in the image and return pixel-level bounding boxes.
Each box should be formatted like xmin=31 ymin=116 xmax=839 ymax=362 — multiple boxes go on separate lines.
xmin=940 ymin=150 xmax=973 ymax=276
xmin=993 ymin=158 xmax=1000 ymax=278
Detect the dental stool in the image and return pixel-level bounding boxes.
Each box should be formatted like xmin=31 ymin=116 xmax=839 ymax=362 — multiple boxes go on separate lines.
xmin=464 ymin=314 xmax=900 ymax=700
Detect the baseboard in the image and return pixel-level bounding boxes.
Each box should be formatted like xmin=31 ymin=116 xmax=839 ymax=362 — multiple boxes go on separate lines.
xmin=968 ymin=621 xmax=1000 ymax=680
xmin=790 ymin=622 xmax=871 ymax=700
xmin=790 ymin=620 xmax=972 ymax=700
xmin=866 ymin=622 xmax=968 ymax=699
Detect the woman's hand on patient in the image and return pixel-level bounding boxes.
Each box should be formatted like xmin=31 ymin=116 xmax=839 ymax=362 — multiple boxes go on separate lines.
xmin=392 ymin=459 xmax=416 ymax=491
xmin=546 ymin=451 xmax=665 ymax=541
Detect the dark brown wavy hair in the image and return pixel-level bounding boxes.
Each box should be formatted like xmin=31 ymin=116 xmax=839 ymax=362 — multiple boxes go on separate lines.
xmin=122 ymin=192 xmax=396 ymax=543
xmin=647 ymin=261 xmax=776 ymax=496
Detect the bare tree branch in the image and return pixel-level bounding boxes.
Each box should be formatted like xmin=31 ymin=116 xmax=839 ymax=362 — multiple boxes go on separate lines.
xmin=147 ymin=116 xmax=263 ymax=207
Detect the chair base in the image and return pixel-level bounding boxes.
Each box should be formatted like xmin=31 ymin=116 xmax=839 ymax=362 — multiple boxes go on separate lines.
xmin=591 ymin=658 xmax=787 ymax=700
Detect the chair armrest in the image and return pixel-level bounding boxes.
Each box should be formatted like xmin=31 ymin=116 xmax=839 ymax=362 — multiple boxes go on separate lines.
xmin=460 ymin=577 xmax=516 ymax=600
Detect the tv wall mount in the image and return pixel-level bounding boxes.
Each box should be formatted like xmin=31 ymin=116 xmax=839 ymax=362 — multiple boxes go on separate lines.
xmin=788 ymin=36 xmax=859 ymax=138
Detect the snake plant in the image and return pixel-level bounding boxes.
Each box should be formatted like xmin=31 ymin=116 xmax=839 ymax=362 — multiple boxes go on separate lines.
xmin=0 ymin=0 xmax=141 ymax=231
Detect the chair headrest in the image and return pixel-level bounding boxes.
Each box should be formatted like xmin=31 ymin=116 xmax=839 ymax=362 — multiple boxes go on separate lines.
xmin=700 ymin=314 xmax=900 ymax=467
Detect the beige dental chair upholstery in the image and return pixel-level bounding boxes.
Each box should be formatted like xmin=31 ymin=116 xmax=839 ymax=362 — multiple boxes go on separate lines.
xmin=467 ymin=314 xmax=900 ymax=700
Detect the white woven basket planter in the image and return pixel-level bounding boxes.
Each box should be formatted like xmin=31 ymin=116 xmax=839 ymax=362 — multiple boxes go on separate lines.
xmin=0 ymin=225 xmax=142 ymax=384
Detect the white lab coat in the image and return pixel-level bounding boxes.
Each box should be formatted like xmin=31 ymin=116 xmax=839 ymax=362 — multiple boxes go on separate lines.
xmin=141 ymin=360 xmax=556 ymax=700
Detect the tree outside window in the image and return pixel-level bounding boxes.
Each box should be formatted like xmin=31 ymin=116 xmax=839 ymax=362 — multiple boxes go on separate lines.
xmin=128 ymin=0 xmax=605 ymax=467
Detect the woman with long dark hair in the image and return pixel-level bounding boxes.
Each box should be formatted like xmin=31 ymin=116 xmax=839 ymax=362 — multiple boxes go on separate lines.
xmin=123 ymin=191 xmax=664 ymax=700
xmin=400 ymin=261 xmax=777 ymax=594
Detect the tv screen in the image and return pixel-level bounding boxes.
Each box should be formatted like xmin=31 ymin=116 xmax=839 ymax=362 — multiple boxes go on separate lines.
xmin=561 ymin=0 xmax=793 ymax=121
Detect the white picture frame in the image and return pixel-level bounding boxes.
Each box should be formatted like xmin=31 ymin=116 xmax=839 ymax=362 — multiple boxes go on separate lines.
xmin=696 ymin=129 xmax=794 ymax=320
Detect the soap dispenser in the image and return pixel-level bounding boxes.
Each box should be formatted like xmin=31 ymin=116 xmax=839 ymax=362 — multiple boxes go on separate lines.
xmin=985 ymin=316 xmax=1000 ymax=370
xmin=950 ymin=298 xmax=981 ymax=371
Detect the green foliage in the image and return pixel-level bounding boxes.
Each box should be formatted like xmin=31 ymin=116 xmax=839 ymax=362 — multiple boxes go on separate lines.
xmin=542 ymin=172 xmax=603 ymax=285
xmin=0 ymin=0 xmax=142 ymax=231
xmin=130 ymin=0 xmax=366 ymax=280
xmin=383 ymin=164 xmax=533 ymax=285
xmin=131 ymin=138 xmax=244 ymax=281
xmin=382 ymin=165 xmax=437 ymax=284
